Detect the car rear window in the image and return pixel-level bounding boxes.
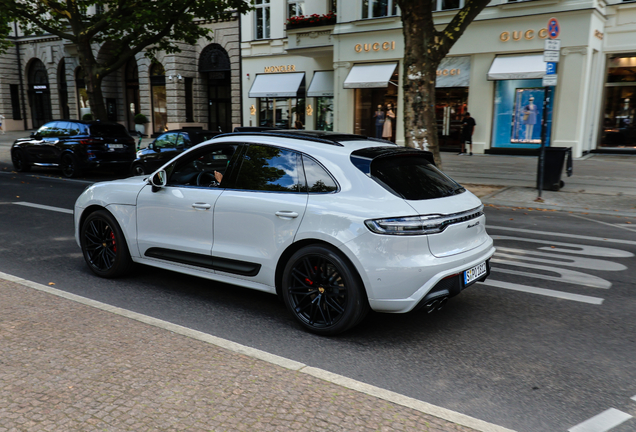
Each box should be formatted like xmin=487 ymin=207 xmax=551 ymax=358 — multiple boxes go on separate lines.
xmin=353 ymin=151 xmax=465 ymax=200
xmin=89 ymin=124 xmax=131 ymax=138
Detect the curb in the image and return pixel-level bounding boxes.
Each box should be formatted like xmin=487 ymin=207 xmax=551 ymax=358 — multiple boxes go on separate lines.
xmin=0 ymin=270 xmax=517 ymax=432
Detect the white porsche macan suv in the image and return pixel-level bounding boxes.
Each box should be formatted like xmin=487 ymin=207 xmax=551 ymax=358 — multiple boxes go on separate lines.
xmin=74 ymin=131 xmax=495 ymax=335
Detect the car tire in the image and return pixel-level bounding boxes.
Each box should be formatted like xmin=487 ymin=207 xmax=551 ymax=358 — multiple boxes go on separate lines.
xmin=80 ymin=209 xmax=134 ymax=278
xmin=61 ymin=153 xmax=81 ymax=178
xmin=281 ymin=245 xmax=369 ymax=335
xmin=11 ymin=149 xmax=30 ymax=172
xmin=131 ymin=163 xmax=146 ymax=176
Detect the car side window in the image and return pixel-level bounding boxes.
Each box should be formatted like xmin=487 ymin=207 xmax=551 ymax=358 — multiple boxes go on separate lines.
xmin=67 ymin=122 xmax=81 ymax=136
xmin=233 ymin=144 xmax=302 ymax=193
xmin=37 ymin=122 xmax=57 ymax=138
xmin=301 ymin=155 xmax=338 ymax=193
xmin=154 ymin=133 xmax=178 ymax=150
xmin=165 ymin=143 xmax=239 ymax=188
xmin=56 ymin=122 xmax=73 ymax=137
xmin=176 ymin=133 xmax=186 ymax=150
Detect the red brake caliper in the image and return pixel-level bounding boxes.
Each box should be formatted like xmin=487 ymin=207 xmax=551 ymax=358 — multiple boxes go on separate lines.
xmin=110 ymin=231 xmax=117 ymax=252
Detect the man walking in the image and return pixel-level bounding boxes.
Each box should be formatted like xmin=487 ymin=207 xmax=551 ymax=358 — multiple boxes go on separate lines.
xmin=460 ymin=112 xmax=475 ymax=155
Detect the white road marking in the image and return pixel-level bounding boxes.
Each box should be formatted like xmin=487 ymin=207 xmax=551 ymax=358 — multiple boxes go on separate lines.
xmin=569 ymin=213 xmax=636 ymax=233
xmin=495 ymin=247 xmax=626 ymax=271
xmin=492 ymin=235 xmax=634 ymax=258
xmin=481 ymin=279 xmax=604 ymax=305
xmin=632 ymin=395 xmax=636 ymax=402
xmin=13 ymin=201 xmax=73 ymax=214
xmin=0 ymin=271 xmax=516 ymax=432
xmin=491 ymin=262 xmax=611 ymax=289
xmin=487 ymin=225 xmax=636 ymax=246
xmin=568 ymin=408 xmax=632 ymax=432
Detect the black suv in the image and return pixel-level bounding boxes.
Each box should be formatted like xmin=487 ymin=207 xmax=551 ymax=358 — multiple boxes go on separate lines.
xmin=11 ymin=120 xmax=136 ymax=178
xmin=130 ymin=129 xmax=219 ymax=176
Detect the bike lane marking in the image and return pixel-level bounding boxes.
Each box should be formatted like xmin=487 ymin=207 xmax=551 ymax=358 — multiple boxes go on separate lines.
xmin=12 ymin=201 xmax=73 ymax=214
xmin=567 ymin=408 xmax=632 ymax=432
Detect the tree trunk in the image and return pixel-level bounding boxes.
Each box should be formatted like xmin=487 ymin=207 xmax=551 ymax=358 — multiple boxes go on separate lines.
xmin=76 ymin=40 xmax=107 ymax=121
xmin=398 ymin=3 xmax=444 ymax=168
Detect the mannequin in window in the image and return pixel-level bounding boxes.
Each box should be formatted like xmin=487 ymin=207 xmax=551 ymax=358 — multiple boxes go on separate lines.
xmin=382 ymin=103 xmax=395 ymax=142
xmin=522 ymin=96 xmax=538 ymax=141
xmin=373 ymin=105 xmax=385 ymax=138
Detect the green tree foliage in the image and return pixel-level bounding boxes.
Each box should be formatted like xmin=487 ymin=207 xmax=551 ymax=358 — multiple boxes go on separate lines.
xmin=0 ymin=10 xmax=13 ymax=54
xmin=0 ymin=0 xmax=251 ymax=120
xmin=395 ymin=0 xmax=491 ymax=168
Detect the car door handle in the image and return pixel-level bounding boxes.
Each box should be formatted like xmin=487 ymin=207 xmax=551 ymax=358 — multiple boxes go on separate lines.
xmin=275 ymin=211 xmax=299 ymax=219
xmin=192 ymin=202 xmax=211 ymax=210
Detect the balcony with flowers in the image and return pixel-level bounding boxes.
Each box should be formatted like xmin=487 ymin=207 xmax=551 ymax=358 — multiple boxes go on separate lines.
xmin=285 ymin=12 xmax=336 ymax=52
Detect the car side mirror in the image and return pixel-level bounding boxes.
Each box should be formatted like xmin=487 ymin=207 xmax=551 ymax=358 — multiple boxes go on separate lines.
xmin=150 ymin=170 xmax=167 ymax=192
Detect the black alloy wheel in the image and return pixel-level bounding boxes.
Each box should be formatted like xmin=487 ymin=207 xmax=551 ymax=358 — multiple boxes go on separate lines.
xmin=282 ymin=245 xmax=368 ymax=335
xmin=61 ymin=153 xmax=80 ymax=178
xmin=131 ymin=163 xmax=146 ymax=176
xmin=11 ymin=149 xmax=30 ymax=172
xmin=80 ymin=209 xmax=134 ymax=278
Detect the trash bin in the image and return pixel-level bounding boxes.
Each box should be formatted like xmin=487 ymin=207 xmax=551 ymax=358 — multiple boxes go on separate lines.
xmin=536 ymin=147 xmax=573 ymax=191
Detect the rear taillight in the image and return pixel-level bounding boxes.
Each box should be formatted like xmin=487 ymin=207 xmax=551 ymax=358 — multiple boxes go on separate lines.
xmin=79 ymin=139 xmax=100 ymax=145
xmin=364 ymin=205 xmax=484 ymax=236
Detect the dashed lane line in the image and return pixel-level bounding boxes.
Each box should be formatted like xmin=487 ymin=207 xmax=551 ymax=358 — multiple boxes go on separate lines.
xmin=0 ymin=271 xmax=517 ymax=432
xmin=13 ymin=201 xmax=73 ymax=214
xmin=480 ymin=279 xmax=604 ymax=305
xmin=568 ymin=408 xmax=632 ymax=432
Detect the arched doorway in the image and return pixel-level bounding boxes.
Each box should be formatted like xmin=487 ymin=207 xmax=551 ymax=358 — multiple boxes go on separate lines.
xmin=58 ymin=59 xmax=70 ymax=119
xmin=125 ymin=59 xmax=140 ymax=131
xmin=28 ymin=59 xmax=52 ymax=129
xmin=150 ymin=62 xmax=167 ymax=134
xmin=199 ymin=44 xmax=232 ymax=133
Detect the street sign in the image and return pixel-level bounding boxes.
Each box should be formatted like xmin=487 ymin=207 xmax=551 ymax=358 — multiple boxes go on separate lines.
xmin=543 ymin=75 xmax=557 ymax=86
xmin=548 ymin=17 xmax=560 ymax=39
xmin=544 ymin=39 xmax=561 ymax=51
xmin=544 ymin=51 xmax=560 ymax=62
xmin=546 ymin=62 xmax=557 ymax=75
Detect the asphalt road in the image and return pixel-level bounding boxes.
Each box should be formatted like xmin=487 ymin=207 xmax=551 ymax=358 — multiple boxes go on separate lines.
xmin=1 ymin=164 xmax=635 ymax=432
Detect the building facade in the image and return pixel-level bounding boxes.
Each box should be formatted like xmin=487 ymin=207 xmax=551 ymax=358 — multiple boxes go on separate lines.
xmin=0 ymin=14 xmax=242 ymax=136
xmin=240 ymin=0 xmax=636 ymax=157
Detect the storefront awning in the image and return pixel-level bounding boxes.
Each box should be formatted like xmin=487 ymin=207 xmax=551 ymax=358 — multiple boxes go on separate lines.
xmin=248 ymin=73 xmax=305 ymax=98
xmin=487 ymin=55 xmax=545 ymax=80
xmin=307 ymin=71 xmax=334 ymax=97
xmin=343 ymin=63 xmax=398 ymax=89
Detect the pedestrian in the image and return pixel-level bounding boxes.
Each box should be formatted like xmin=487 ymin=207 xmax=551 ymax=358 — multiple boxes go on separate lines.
xmin=460 ymin=112 xmax=475 ymax=155
xmin=373 ymin=105 xmax=385 ymax=138
xmin=0 ymin=114 xmax=4 ymax=134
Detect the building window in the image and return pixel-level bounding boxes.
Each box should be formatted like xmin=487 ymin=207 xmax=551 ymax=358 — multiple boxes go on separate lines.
xmin=259 ymin=97 xmax=305 ymax=129
xmin=288 ymin=0 xmax=305 ymax=17
xmin=330 ymin=0 xmax=337 ymax=13
xmin=255 ymin=0 xmax=270 ymax=39
xmin=600 ymin=56 xmax=636 ymax=148
xmin=362 ymin=0 xmax=398 ymax=19
xmin=10 ymin=84 xmax=21 ymax=120
xmin=432 ymin=0 xmax=464 ymax=11
xmin=185 ymin=77 xmax=194 ymax=123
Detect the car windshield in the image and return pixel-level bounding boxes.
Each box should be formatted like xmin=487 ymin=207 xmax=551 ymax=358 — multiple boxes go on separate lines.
xmin=89 ymin=124 xmax=131 ymax=138
xmin=367 ymin=154 xmax=465 ymax=200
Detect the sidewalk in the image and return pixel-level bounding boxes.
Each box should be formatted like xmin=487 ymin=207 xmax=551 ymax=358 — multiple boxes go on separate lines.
xmin=0 ymin=274 xmax=511 ymax=432
xmin=441 ymin=152 xmax=636 ymax=217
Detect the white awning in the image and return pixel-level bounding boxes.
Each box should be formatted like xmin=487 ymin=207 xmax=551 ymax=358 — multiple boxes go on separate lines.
xmin=248 ymin=72 xmax=305 ymax=98
xmin=307 ymin=71 xmax=334 ymax=97
xmin=343 ymin=63 xmax=398 ymax=89
xmin=487 ymin=55 xmax=545 ymax=80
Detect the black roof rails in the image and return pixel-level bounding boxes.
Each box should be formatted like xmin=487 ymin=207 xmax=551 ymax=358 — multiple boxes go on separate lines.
xmin=216 ymin=130 xmax=397 ymax=147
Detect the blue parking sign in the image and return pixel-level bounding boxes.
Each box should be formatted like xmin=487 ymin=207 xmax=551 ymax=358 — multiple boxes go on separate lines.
xmin=546 ymin=62 xmax=557 ymax=75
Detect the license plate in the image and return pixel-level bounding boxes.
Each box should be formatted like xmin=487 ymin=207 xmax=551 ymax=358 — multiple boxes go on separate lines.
xmin=109 ymin=144 xmax=124 ymax=149
xmin=464 ymin=261 xmax=487 ymax=285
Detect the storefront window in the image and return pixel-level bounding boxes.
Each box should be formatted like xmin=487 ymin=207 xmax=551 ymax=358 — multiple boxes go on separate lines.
xmin=362 ymin=0 xmax=398 ymax=18
xmin=259 ymin=97 xmax=305 ymax=129
xmin=436 ymin=88 xmax=468 ymax=151
xmin=601 ymin=56 xmax=636 ymax=148
xmin=353 ymin=68 xmax=398 ymax=141
xmin=315 ymin=97 xmax=334 ymax=131
xmin=491 ymin=79 xmax=554 ymax=148
xmin=150 ymin=63 xmax=167 ymax=134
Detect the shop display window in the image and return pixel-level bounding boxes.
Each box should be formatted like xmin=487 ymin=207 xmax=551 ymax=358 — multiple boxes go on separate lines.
xmin=259 ymin=97 xmax=305 ymax=129
xmin=436 ymin=88 xmax=468 ymax=151
xmin=600 ymin=56 xmax=636 ymax=148
xmin=353 ymin=68 xmax=398 ymax=141
xmin=491 ymin=79 xmax=553 ymax=148
xmin=315 ymin=97 xmax=334 ymax=131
